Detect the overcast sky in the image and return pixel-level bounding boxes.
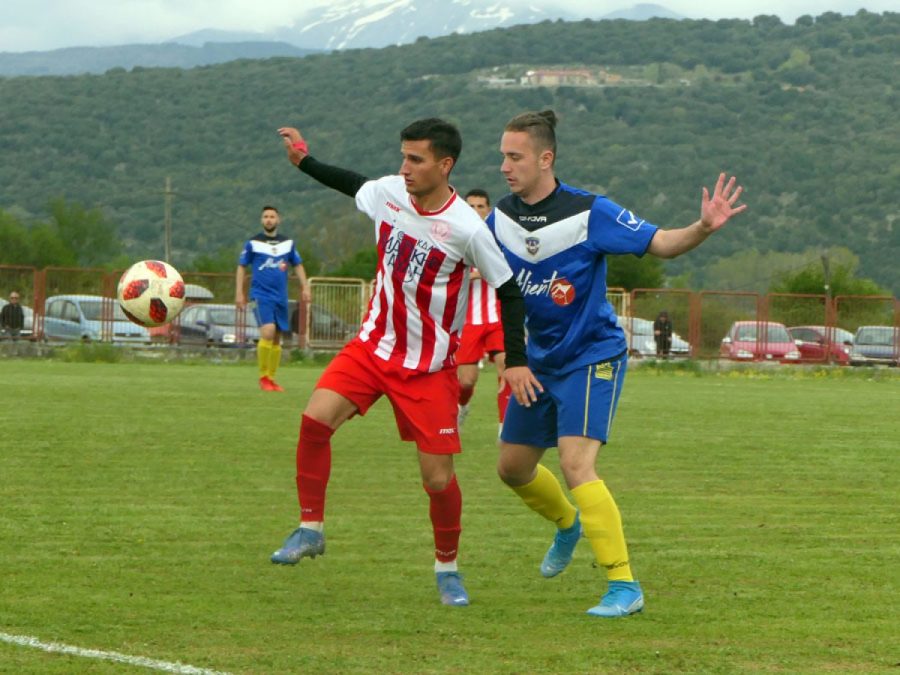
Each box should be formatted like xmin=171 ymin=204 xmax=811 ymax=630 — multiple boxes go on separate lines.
xmin=0 ymin=0 xmax=894 ymax=52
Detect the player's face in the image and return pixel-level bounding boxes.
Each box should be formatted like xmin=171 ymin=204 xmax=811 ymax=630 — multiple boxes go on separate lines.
xmin=399 ymin=140 xmax=453 ymax=200
xmin=465 ymin=196 xmax=491 ymax=220
xmin=261 ymin=209 xmax=280 ymax=232
xmin=500 ymin=130 xmax=552 ymax=200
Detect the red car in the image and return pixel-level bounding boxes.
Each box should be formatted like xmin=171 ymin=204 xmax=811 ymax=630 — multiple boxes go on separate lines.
xmin=720 ymin=321 xmax=801 ymax=363
xmin=787 ymin=325 xmax=854 ymax=365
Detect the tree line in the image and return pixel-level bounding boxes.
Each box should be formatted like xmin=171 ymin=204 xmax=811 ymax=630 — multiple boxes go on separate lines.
xmin=0 ymin=11 xmax=897 ymax=292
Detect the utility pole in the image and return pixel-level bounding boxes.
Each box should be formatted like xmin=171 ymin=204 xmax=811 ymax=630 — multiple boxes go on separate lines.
xmin=821 ymin=253 xmax=833 ymax=364
xmin=164 ymin=176 xmax=173 ymax=262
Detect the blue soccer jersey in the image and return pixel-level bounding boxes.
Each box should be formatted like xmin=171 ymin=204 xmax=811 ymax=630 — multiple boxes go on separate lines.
xmin=238 ymin=233 xmax=302 ymax=302
xmin=488 ymin=182 xmax=658 ymax=374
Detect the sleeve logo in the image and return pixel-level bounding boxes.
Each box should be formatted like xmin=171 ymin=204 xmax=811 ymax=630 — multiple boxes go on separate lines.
xmin=615 ymin=208 xmax=645 ymax=231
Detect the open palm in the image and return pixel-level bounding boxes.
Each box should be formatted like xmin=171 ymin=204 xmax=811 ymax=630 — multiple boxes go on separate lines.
xmin=701 ymin=173 xmax=747 ymax=232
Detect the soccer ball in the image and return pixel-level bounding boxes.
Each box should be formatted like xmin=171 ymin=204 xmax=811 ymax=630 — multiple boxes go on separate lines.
xmin=117 ymin=260 xmax=186 ymax=327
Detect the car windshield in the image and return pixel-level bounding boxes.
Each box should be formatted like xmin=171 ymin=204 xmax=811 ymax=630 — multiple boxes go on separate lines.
xmin=856 ymin=327 xmax=895 ymax=346
xmin=80 ymin=300 xmax=129 ymax=321
xmin=735 ymin=324 xmax=790 ymax=342
xmin=834 ymin=328 xmax=854 ymax=343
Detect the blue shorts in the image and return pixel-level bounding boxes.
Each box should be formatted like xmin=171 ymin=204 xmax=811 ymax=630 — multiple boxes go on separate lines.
xmin=253 ymin=297 xmax=290 ymax=333
xmin=501 ymin=352 xmax=627 ymax=448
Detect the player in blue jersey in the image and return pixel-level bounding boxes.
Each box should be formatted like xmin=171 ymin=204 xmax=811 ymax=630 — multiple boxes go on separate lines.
xmin=236 ymin=206 xmax=312 ymax=391
xmin=488 ymin=110 xmax=747 ymax=617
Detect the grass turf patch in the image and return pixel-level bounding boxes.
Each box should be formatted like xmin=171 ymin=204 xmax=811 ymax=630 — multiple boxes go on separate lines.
xmin=1 ymin=360 xmax=898 ymax=673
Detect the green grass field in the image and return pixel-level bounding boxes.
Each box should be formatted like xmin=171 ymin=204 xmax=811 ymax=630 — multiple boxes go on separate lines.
xmin=1 ymin=359 xmax=898 ymax=674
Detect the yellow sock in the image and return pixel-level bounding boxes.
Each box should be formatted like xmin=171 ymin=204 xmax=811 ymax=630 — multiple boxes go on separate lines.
xmin=510 ymin=464 xmax=577 ymax=530
xmin=571 ymin=480 xmax=633 ymax=581
xmin=257 ymin=339 xmax=272 ymax=378
xmin=268 ymin=343 xmax=282 ymax=379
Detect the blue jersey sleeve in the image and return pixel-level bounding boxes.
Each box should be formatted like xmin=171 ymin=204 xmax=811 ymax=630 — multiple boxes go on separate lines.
xmin=289 ymin=242 xmax=302 ymax=266
xmin=587 ymin=197 xmax=658 ymax=257
xmin=238 ymin=240 xmax=253 ymax=266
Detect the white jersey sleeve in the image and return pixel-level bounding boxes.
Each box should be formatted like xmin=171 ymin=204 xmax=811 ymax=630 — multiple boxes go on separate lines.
xmin=465 ymin=225 xmax=513 ymax=289
xmin=354 ymin=178 xmax=385 ymax=223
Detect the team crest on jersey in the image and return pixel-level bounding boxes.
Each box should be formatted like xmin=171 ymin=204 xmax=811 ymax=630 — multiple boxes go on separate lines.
xmin=525 ymin=237 xmax=541 ymax=255
xmin=430 ymin=220 xmax=450 ymax=243
xmin=549 ymin=278 xmax=575 ymax=306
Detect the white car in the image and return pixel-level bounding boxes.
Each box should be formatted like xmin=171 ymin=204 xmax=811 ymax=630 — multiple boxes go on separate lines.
xmin=619 ymin=317 xmax=690 ymax=358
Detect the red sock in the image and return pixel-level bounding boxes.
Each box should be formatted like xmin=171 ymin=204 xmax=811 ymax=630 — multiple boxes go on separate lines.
xmin=458 ymin=385 xmax=475 ymax=406
xmin=497 ymin=379 xmax=512 ymax=422
xmin=296 ymin=414 xmax=334 ymax=522
xmin=424 ymin=475 xmax=462 ymax=563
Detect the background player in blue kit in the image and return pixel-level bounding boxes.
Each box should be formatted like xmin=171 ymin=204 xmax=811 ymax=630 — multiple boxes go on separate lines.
xmin=488 ymin=110 xmax=747 ymax=617
xmin=236 ymin=206 xmax=312 ymax=391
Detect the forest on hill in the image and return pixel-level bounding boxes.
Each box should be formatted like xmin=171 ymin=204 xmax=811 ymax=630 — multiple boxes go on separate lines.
xmin=1 ymin=11 xmax=897 ymax=291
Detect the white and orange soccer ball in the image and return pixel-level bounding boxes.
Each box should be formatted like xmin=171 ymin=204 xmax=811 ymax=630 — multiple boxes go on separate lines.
xmin=117 ymin=260 xmax=186 ymax=327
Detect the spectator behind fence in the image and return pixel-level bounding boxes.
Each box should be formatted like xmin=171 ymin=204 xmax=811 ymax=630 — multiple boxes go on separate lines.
xmin=654 ymin=310 xmax=673 ymax=358
xmin=1 ymin=291 xmax=25 ymax=340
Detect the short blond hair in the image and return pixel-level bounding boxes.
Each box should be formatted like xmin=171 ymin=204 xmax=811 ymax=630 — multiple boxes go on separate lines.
xmin=505 ymin=110 xmax=557 ymax=159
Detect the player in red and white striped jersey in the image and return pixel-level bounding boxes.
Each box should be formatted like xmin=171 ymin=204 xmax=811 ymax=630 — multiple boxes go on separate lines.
xmin=456 ymin=189 xmax=513 ymax=432
xmin=270 ymin=118 xmax=541 ymax=607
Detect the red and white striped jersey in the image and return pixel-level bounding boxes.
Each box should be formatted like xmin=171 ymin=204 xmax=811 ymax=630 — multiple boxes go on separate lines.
xmin=465 ymin=274 xmax=501 ymax=326
xmin=354 ymin=175 xmax=513 ymax=373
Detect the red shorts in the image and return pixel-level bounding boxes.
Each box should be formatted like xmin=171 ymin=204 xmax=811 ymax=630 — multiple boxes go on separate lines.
xmin=456 ymin=322 xmax=505 ymax=365
xmin=316 ymin=339 xmax=461 ymax=454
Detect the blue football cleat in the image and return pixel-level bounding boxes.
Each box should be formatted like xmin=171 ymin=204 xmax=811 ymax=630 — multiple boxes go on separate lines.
xmin=271 ymin=527 xmax=325 ymax=565
xmin=436 ymin=571 xmax=470 ymax=606
xmin=586 ymin=580 xmax=644 ymax=617
xmin=540 ymin=512 xmax=582 ymax=578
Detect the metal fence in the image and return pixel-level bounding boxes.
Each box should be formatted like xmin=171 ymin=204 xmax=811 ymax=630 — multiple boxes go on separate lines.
xmin=3 ymin=264 xmax=899 ymax=365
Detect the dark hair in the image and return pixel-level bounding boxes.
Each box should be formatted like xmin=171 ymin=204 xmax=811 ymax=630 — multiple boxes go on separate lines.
xmin=464 ymin=188 xmax=490 ymax=205
xmin=261 ymin=205 xmax=279 ymax=214
xmin=400 ymin=118 xmax=462 ymax=167
xmin=505 ymin=110 xmax=558 ymax=160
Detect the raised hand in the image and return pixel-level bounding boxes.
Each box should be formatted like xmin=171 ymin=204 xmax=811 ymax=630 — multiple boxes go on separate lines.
xmin=278 ymin=126 xmax=309 ymax=166
xmin=700 ymin=173 xmax=747 ymax=233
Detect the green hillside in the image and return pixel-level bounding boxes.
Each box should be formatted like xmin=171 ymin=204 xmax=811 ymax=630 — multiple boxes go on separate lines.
xmin=1 ymin=11 xmax=898 ymax=291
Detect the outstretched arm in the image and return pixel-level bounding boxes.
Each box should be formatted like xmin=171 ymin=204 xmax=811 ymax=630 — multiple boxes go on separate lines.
xmin=278 ymin=126 xmax=369 ymax=197
xmin=647 ymin=173 xmax=747 ymax=259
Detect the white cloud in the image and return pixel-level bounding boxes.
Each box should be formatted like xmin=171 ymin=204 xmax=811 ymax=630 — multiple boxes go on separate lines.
xmin=0 ymin=0 xmax=315 ymax=52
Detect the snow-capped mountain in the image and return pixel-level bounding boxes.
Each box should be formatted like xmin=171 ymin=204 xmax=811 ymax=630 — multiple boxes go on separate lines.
xmin=279 ymin=0 xmax=576 ymax=50
xmin=172 ymin=2 xmax=684 ymax=52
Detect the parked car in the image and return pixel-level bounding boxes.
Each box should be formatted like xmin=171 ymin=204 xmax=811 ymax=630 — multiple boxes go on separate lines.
xmin=849 ymin=325 xmax=899 ymax=366
xmin=42 ymin=294 xmax=149 ymax=343
xmin=0 ymin=298 xmax=34 ymax=339
xmin=621 ymin=317 xmax=690 ymax=358
xmin=720 ymin=321 xmax=801 ymax=362
xmin=787 ymin=325 xmax=854 ymax=364
xmin=177 ymin=303 xmax=260 ymax=347
xmin=289 ymin=301 xmax=359 ymax=344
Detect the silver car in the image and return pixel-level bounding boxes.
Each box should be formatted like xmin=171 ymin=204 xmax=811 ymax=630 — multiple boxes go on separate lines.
xmin=42 ymin=294 xmax=149 ymax=343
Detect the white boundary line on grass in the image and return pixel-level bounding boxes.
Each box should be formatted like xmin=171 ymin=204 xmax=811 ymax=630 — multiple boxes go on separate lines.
xmin=0 ymin=631 xmax=232 ymax=675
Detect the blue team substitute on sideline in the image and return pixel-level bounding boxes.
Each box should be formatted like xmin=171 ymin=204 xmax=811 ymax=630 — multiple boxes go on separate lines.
xmin=236 ymin=205 xmax=311 ymax=392
xmin=238 ymin=234 xmax=302 ymax=329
